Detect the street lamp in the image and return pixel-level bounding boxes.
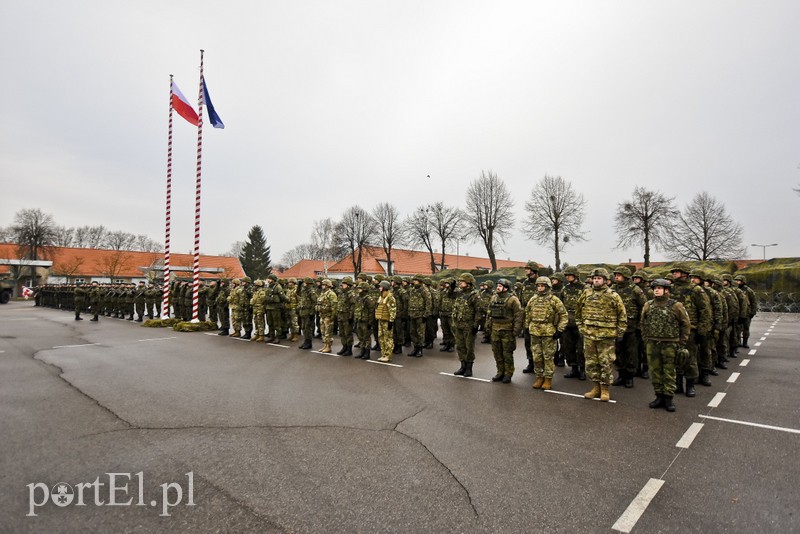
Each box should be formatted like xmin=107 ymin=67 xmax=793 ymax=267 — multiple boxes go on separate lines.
xmin=751 ymin=243 xmax=777 ymax=260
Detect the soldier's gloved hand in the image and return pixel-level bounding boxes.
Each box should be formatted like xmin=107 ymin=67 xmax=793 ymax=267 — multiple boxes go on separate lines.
xmin=552 ymin=331 xmax=562 ymax=339
xmin=694 ymin=332 xmax=705 ymax=344
xmin=388 ymin=321 xmax=394 ymax=330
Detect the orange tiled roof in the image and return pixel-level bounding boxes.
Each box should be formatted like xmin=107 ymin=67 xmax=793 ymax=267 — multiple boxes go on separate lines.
xmin=277 ymin=259 xmax=327 ymax=279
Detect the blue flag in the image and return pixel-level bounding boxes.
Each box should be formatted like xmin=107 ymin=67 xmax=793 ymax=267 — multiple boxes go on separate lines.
xmin=201 ymin=76 xmax=225 ymax=129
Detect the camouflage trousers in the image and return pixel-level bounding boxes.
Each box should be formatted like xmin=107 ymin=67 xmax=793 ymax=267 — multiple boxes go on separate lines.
xmin=218 ymin=305 xmax=230 ymax=330
xmin=646 ymin=341 xmax=678 ymax=396
xmin=253 ymin=308 xmax=266 ymax=336
xmin=208 ymin=304 xmax=217 ymax=324
xmin=531 ymin=335 xmax=557 ymax=378
xmin=453 ymin=325 xmax=476 ymax=363
xmin=583 ymin=337 xmax=617 ymax=385
xmin=562 ymin=326 xmax=584 ymax=366
xmin=337 ymin=314 xmax=354 ymax=347
xmin=440 ymin=316 xmax=454 ymax=345
xmin=230 ymin=308 xmax=242 ymax=335
xmin=490 ymin=328 xmax=517 ymax=376
xmin=286 ymin=309 xmax=298 ymax=335
xmin=356 ymin=319 xmax=372 ymax=350
xmin=409 ymin=316 xmax=426 ymax=348
xmin=393 ymin=314 xmax=406 ymax=347
xmin=145 ymin=300 xmax=157 ymax=318
xmin=300 ymin=314 xmax=314 ymax=343
xmin=678 ymin=331 xmax=700 ymax=379
xmin=719 ymin=325 xmax=732 ymax=360
xmin=378 ymin=321 xmax=394 ymax=360
xmin=266 ymin=309 xmax=282 ymax=337
xmin=425 ymin=315 xmax=438 ymax=345
xmin=700 ymin=331 xmax=717 ymax=371
xmin=742 ymin=316 xmax=752 ymax=343
xmin=320 ymin=315 xmax=334 ymax=345
xmin=614 ymin=331 xmax=639 ymax=374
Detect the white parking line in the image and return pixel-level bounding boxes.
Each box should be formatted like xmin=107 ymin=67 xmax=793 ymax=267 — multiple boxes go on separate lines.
xmin=438 ymin=372 xmax=491 ymax=383
xmin=267 ymin=343 xmax=289 ymax=349
xmin=676 ymin=423 xmax=704 ymax=448
xmin=764 ymin=333 xmax=770 ymax=336
xmin=759 ymin=337 xmax=766 ymax=341
xmin=137 ymin=336 xmax=177 ymax=342
xmin=612 ymin=478 xmax=665 ymax=533
xmin=727 ymin=372 xmax=740 ymax=383
xmin=708 ymin=392 xmax=726 ymax=408
xmin=52 ymin=343 xmax=99 ymax=349
xmin=366 ymin=360 xmax=403 ymax=368
xmin=740 ymin=359 xmax=749 ymax=367
xmin=748 ymin=349 xmax=757 ymax=355
xmin=699 ymin=415 xmax=800 ymax=435
xmin=754 ymin=342 xmax=762 ymax=347
xmin=545 ymin=389 xmax=617 ymax=403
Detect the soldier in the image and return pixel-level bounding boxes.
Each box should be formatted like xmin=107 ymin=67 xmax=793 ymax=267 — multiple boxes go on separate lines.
xmin=690 ymin=269 xmax=720 ymax=386
xmin=706 ymin=276 xmax=729 ymax=373
xmin=228 ymin=278 xmax=243 ymax=337
xmin=407 ymin=274 xmax=432 ymax=357
xmin=561 ymin=266 xmax=587 ymax=381
xmin=611 ymin=266 xmax=647 ymax=388
xmin=316 ymin=279 xmax=338 ymax=353
xmin=125 ymin=282 xmax=136 ymax=320
xmin=264 ymin=274 xmax=286 ymax=343
xmin=73 ymin=281 xmax=87 ymax=320
xmin=354 ymin=281 xmax=375 ymax=359
xmin=640 ymin=279 xmax=691 ymax=412
xmin=438 ymin=278 xmax=456 ymax=353
xmin=526 ymin=276 xmax=568 ymax=390
xmin=144 ymin=282 xmax=159 ymax=319
xmin=180 ymin=281 xmax=192 ymax=321
xmin=717 ymin=276 xmax=739 ymax=366
xmin=391 ymin=276 xmax=408 ymax=354
xmin=486 ymin=278 xmax=524 ymax=383
xmin=250 ymin=279 xmax=267 ymax=342
xmin=725 ymin=274 xmax=748 ymax=357
xmin=285 ymin=278 xmax=300 ymax=342
xmin=669 ymin=264 xmax=711 ymax=397
xmin=451 ymin=273 xmax=482 ymax=377
xmin=134 ymin=280 xmax=147 ymax=322
xmin=519 ymin=261 xmax=540 ymax=374
xmin=89 ymin=281 xmax=102 ymax=321
xmin=216 ymin=280 xmax=230 ymax=335
xmin=197 ymin=280 xmax=208 ymax=322
xmin=297 ymin=277 xmax=318 ymax=349
xmin=550 ymin=272 xmax=566 ymax=367
xmin=575 ymin=268 xmax=627 ymax=402
xmin=734 ymin=275 xmax=758 ymax=348
xmin=241 ymin=277 xmax=254 ymax=339
xmin=375 ymin=280 xmax=397 ymax=362
xmin=478 ymin=280 xmax=493 ymax=344
xmin=631 ymin=270 xmax=652 ymax=378
xmin=335 ymin=277 xmax=356 ymax=356
xmin=424 ymin=277 xmax=440 ymax=349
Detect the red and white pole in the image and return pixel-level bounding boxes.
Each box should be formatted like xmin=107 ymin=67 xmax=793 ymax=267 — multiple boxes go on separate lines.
xmin=191 ymin=50 xmax=205 ymax=322
xmin=162 ymin=75 xmax=175 ymax=318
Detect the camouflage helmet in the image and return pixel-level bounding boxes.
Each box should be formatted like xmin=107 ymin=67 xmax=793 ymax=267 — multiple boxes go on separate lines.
xmin=357 ymin=273 xmax=373 ymax=283
xmin=374 ymin=274 xmax=386 ymax=282
xmin=632 ymin=270 xmax=648 ymax=282
xmin=242 ymin=276 xmax=252 ymax=283
xmin=413 ymin=274 xmax=425 ymax=283
xmin=670 ymin=263 xmax=689 ymax=274
xmin=231 ymin=278 xmax=241 ymax=285
xmin=496 ymin=278 xmax=511 ymax=289
xmin=459 ymin=273 xmax=476 ymax=285
xmin=254 ymin=279 xmax=265 ymax=287
xmin=267 ymin=274 xmax=278 ymax=281
xmin=563 ymin=266 xmax=580 ymax=277
xmin=288 ymin=277 xmax=297 ymax=284
xmin=357 ymin=281 xmax=370 ymax=290
xmin=590 ymin=267 xmax=610 ymax=280
xmin=379 ymin=280 xmax=391 ymax=291
xmin=551 ymin=272 xmax=566 ymax=283
xmin=392 ymin=275 xmax=403 ymax=284
xmin=535 ymin=276 xmax=552 ymax=287
xmin=734 ymin=274 xmax=746 ymax=283
xmin=525 ymin=261 xmax=539 ymax=272
xmin=721 ymin=274 xmax=734 ymax=283
xmin=613 ymin=266 xmax=632 ymax=279
xmin=341 ymin=276 xmax=354 ymax=286
xmin=689 ymin=269 xmax=706 ymax=280
xmin=651 ymin=278 xmax=672 ymax=289
xmin=303 ymin=277 xmax=314 ymax=284
xmin=321 ymin=279 xmax=333 ymax=287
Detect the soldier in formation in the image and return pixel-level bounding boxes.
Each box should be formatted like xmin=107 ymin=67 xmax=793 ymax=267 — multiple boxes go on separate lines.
xmin=486 ymin=278 xmax=524 ymax=383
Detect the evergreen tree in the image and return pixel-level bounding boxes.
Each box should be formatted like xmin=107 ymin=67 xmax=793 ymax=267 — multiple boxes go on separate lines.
xmin=238 ymin=225 xmax=272 ymax=279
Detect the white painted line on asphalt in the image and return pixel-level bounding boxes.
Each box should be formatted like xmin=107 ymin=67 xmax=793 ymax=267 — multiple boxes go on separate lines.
xmin=310 ymin=350 xmax=335 ymax=356
xmin=545 ymin=389 xmax=617 ymax=404
xmin=438 ymin=372 xmax=491 ymax=383
xmin=0 ymin=350 xmax=4 ymax=353
xmin=366 ymin=360 xmax=403 ymax=368
xmin=748 ymin=349 xmax=757 ymax=355
xmin=740 ymin=359 xmax=749 ymax=367
xmin=52 ymin=343 xmax=99 ymax=349
xmin=699 ymin=415 xmax=800 ymax=435
xmin=267 ymin=343 xmax=289 ymax=349
xmin=676 ymin=423 xmax=704 ymax=448
xmin=137 ymin=336 xmax=177 ymax=342
xmin=754 ymin=342 xmax=762 ymax=347
xmin=764 ymin=332 xmax=770 ymax=336
xmin=708 ymin=392 xmax=726 ymax=408
xmin=727 ymin=372 xmax=740 ymax=383
xmin=612 ymin=478 xmax=665 ymax=533
xmin=759 ymin=337 xmax=766 ymax=341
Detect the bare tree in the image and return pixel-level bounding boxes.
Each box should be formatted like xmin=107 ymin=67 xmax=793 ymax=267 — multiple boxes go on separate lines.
xmin=222 ymin=241 xmax=245 ymax=258
xmin=614 ymin=187 xmax=678 ymax=267
xmin=95 ymin=250 xmax=134 ymax=280
xmin=666 ymin=192 xmax=747 ymax=260
xmin=311 ymin=218 xmax=337 ymax=275
xmin=523 ymin=175 xmax=587 ymax=271
xmin=281 ymin=243 xmax=319 ymax=266
xmin=372 ymin=203 xmax=406 ymax=275
xmin=53 ymin=226 xmax=76 ymax=248
xmin=10 ymin=208 xmax=57 ymax=260
xmin=464 ymin=170 xmax=515 ymax=272
xmin=334 ymin=206 xmax=378 ymax=275
xmin=404 ymin=207 xmax=437 ymax=274
xmin=102 ymin=231 xmax=137 ymax=251
xmin=74 ymin=225 xmax=107 ymax=248
xmin=134 ymin=234 xmax=162 ymax=253
xmin=428 ymin=202 xmax=467 ymax=270
xmin=0 ymin=226 xmax=11 ymax=243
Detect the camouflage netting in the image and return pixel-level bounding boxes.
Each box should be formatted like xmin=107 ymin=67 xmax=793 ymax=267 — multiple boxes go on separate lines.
xmin=740 ymin=258 xmax=800 ymax=313
xmin=141 ymin=318 xmax=180 ymax=328
xmin=173 ymin=321 xmax=218 ymax=332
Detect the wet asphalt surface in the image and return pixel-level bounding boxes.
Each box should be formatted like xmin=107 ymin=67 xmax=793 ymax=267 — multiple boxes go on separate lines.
xmin=1 ymin=301 xmax=798 ymax=533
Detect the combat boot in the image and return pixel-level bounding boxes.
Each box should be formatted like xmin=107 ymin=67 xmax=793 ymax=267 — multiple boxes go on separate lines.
xmin=377 ymin=356 xmax=391 ymax=363
xmin=289 ymin=333 xmax=298 ymax=342
xmin=424 ymin=342 xmax=433 ymax=349
xmin=624 ymin=372 xmax=634 ymax=389
xmin=716 ymin=359 xmax=728 ymax=370
xmin=242 ymin=333 xmax=252 ymax=340
xmin=742 ymin=336 xmax=749 ymax=349
xmin=252 ymin=335 xmax=264 ymax=342
xmin=218 ymin=329 xmax=229 ymax=336
xmin=663 ymin=395 xmax=676 ymax=412
xmin=564 ymin=365 xmax=580 ymax=379
xmin=699 ymin=370 xmax=712 ymax=387
xmin=299 ymin=340 xmax=312 ymax=349
xmin=584 ymin=382 xmax=601 ymax=399
xmin=342 ymin=345 xmax=353 ymax=356
xmin=578 ymin=366 xmax=586 ymax=380
xmin=393 ymin=346 xmax=402 ymax=355
xmin=454 ymin=361 xmax=467 ymax=376
xmin=708 ymin=367 xmax=719 ymax=376
xmin=361 ymin=349 xmax=370 ymax=360
xmin=649 ymin=394 xmax=665 ymax=409
xmin=463 ymin=361 xmax=473 ymax=377
xmin=685 ymin=378 xmax=696 ymax=397
xmin=502 ymin=374 xmax=512 ymax=384
xmin=336 ymin=345 xmax=346 ymax=355
xmin=612 ymin=371 xmax=626 ymax=387
xmin=542 ymin=377 xmax=552 ymax=390
xmin=640 ymin=363 xmax=650 ymax=379
xmin=320 ymin=343 xmax=331 ymax=354
xmin=90 ymin=316 xmax=99 ymax=322
xmin=491 ymin=373 xmax=503 ymax=382
xmin=675 ymin=375 xmax=684 ymax=394
xmin=600 ymin=384 xmax=611 ymax=402
xmin=355 ymin=348 xmax=365 ymax=358
xmin=522 ymin=359 xmax=535 ymax=374
xmin=532 ymin=376 xmax=545 ymax=389
xmin=445 ymin=344 xmax=454 ymax=352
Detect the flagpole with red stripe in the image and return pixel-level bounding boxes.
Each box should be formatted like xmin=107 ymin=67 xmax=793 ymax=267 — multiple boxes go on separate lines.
xmin=162 ymin=75 xmax=175 ymax=318
xmin=191 ymin=50 xmax=205 ymax=322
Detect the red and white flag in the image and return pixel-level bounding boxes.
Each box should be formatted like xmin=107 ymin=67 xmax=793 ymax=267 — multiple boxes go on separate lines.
xmin=171 ymin=80 xmax=199 ymax=126
xmin=22 ymin=286 xmax=33 ymax=299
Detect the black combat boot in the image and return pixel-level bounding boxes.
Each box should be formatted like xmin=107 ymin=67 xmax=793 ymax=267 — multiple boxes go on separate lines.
xmin=649 ymin=394 xmax=665 ymax=409
xmin=675 ymin=375 xmax=685 ymax=394
xmin=685 ymin=378 xmax=696 ymax=397
xmin=454 ymin=361 xmax=466 ymax=376
xmin=742 ymin=336 xmax=749 ymax=349
xmin=463 ymin=361 xmax=473 ymax=377
xmin=699 ymin=370 xmax=712 ymax=387
xmin=336 ymin=345 xmax=346 ymax=355
xmin=708 ymin=367 xmax=719 ymax=376
xmin=612 ymin=371 xmax=626 ymax=387
xmin=393 ymin=346 xmax=402 ymax=355
xmin=624 ymin=372 xmax=634 ymax=389
xmin=445 ymin=344 xmax=454 ymax=352
xmin=578 ymin=366 xmax=586 ymax=380
xmin=522 ymin=359 xmax=535 ymax=374
xmin=300 ymin=340 xmax=312 ymax=349
xmin=663 ymin=395 xmax=676 ymax=412
xmin=491 ymin=373 xmax=503 ymax=382
xmin=565 ymin=365 xmax=580 ymax=378
xmin=361 ymin=349 xmax=370 ymax=360
xmin=716 ymin=359 xmax=728 ymax=370
xmin=640 ymin=363 xmax=650 ymax=379
xmin=90 ymin=316 xmax=99 ymax=322
xmin=424 ymin=342 xmax=433 ymax=349
xmin=218 ymin=329 xmax=229 ymax=336
xmin=342 ymin=345 xmax=353 ymax=356
xmin=355 ymin=348 xmax=365 ymax=358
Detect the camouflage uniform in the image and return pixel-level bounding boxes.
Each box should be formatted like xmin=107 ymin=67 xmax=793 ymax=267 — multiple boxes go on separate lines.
xmin=354 ymin=282 xmax=375 ymax=359
xmin=285 ymin=279 xmax=299 ymax=342
xmin=264 ymin=274 xmax=286 ymax=342
xmin=720 ymin=275 xmax=741 ymax=361
xmin=228 ymin=279 xmax=243 ymax=336
xmin=519 ymin=262 xmax=540 ymax=373
xmin=297 ymin=277 xmax=318 ymax=349
xmin=241 ymin=278 xmax=254 ymax=339
xmin=407 ymin=275 xmax=432 ymax=356
xmin=89 ymin=282 xmax=102 ymax=321
xmin=391 ymin=276 xmax=408 ymax=353
xmin=73 ymin=283 xmax=87 ymax=320
xmin=375 ymin=281 xmax=397 ymax=362
xmin=669 ymin=266 xmax=711 ymax=396
xmin=561 ymin=267 xmax=587 ymax=380
xmin=250 ymin=280 xmax=267 ymax=342
xmin=335 ymin=277 xmax=357 ymax=355
xmin=735 ymin=275 xmax=758 ymax=347
xmin=438 ymin=279 xmax=456 ymax=352
xmin=216 ymin=281 xmax=230 ymax=334
xmin=206 ymin=281 xmax=219 ymax=324
xmin=486 ymin=279 xmax=524 ymax=382
xmin=478 ymin=282 xmax=493 ymax=343
xmin=134 ymin=281 xmax=147 ymax=322
xmin=525 ymin=277 xmax=568 ymax=388
xmin=425 ymin=278 xmax=440 ymax=348
xmin=316 ymin=280 xmax=338 ymax=353
xmin=451 ymin=273 xmax=482 ymax=376
xmin=611 ymin=267 xmax=647 ymax=387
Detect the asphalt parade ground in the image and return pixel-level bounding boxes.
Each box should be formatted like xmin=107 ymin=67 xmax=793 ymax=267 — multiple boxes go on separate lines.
xmin=1 ymin=302 xmax=798 ymax=533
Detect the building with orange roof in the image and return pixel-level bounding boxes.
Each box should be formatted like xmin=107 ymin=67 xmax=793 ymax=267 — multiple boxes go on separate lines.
xmin=276 ymin=259 xmax=327 ymax=280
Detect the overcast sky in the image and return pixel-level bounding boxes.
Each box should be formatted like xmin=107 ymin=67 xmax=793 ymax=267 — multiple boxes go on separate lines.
xmin=2 ymin=1 xmax=798 ymax=267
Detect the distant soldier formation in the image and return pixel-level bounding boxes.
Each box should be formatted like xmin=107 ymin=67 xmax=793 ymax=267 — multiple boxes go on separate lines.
xmin=33 ymin=262 xmax=759 ymax=410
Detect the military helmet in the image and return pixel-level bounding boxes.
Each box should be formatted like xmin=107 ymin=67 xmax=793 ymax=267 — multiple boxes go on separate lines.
xmin=267 ymin=274 xmax=278 ymax=281
xmin=423 ymin=277 xmax=433 ymax=286
xmin=632 ymin=270 xmax=648 ymax=281
xmin=379 ymin=280 xmax=391 ymax=290
xmin=535 ymin=276 xmax=552 ymax=287
xmin=341 ymin=276 xmax=354 ymax=286
xmin=242 ymin=276 xmax=252 ymax=283
xmin=254 ymin=279 xmax=265 ymax=287
xmin=689 ymin=269 xmax=706 ymax=280
xmin=321 ymin=278 xmax=333 ymax=287
xmin=721 ymin=274 xmax=734 ymax=282
xmin=459 ymin=273 xmax=476 ymax=285
xmin=358 ymin=281 xmax=370 ymax=290
xmin=563 ymin=266 xmax=580 ymax=277
xmin=613 ymin=266 xmax=632 ymax=279
xmin=651 ymin=278 xmax=672 ymax=289
xmin=288 ymin=277 xmax=297 ymax=284
xmin=670 ymin=263 xmax=689 ymax=274
xmin=525 ymin=261 xmax=539 ymax=271
xmin=374 ymin=274 xmax=385 ymax=282
xmin=413 ymin=274 xmax=425 ymax=283
xmin=497 ymin=278 xmax=511 ymax=289
xmin=231 ymin=278 xmax=241 ymax=285
xmin=392 ymin=275 xmax=403 ymax=284
xmin=303 ymin=277 xmax=313 ymax=284
xmin=734 ymin=274 xmax=746 ymax=283
xmin=591 ymin=267 xmax=610 ymax=280
xmin=551 ymin=272 xmax=565 ymax=283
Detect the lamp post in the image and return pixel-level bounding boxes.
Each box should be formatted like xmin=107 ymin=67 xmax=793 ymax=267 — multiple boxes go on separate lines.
xmin=751 ymin=243 xmax=777 ymax=260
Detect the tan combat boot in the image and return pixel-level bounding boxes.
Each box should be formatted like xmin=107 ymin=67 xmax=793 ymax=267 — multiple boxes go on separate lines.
xmin=542 ymin=377 xmax=552 ymax=390
xmin=532 ymin=376 xmax=545 ymax=389
xmin=377 ymin=356 xmax=391 ymax=363
xmin=600 ymin=384 xmax=611 ymax=402
xmin=584 ymin=382 xmax=601 ymax=399
xmin=289 ymin=333 xmax=298 ymax=342
xmin=320 ymin=343 xmax=331 ymax=353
